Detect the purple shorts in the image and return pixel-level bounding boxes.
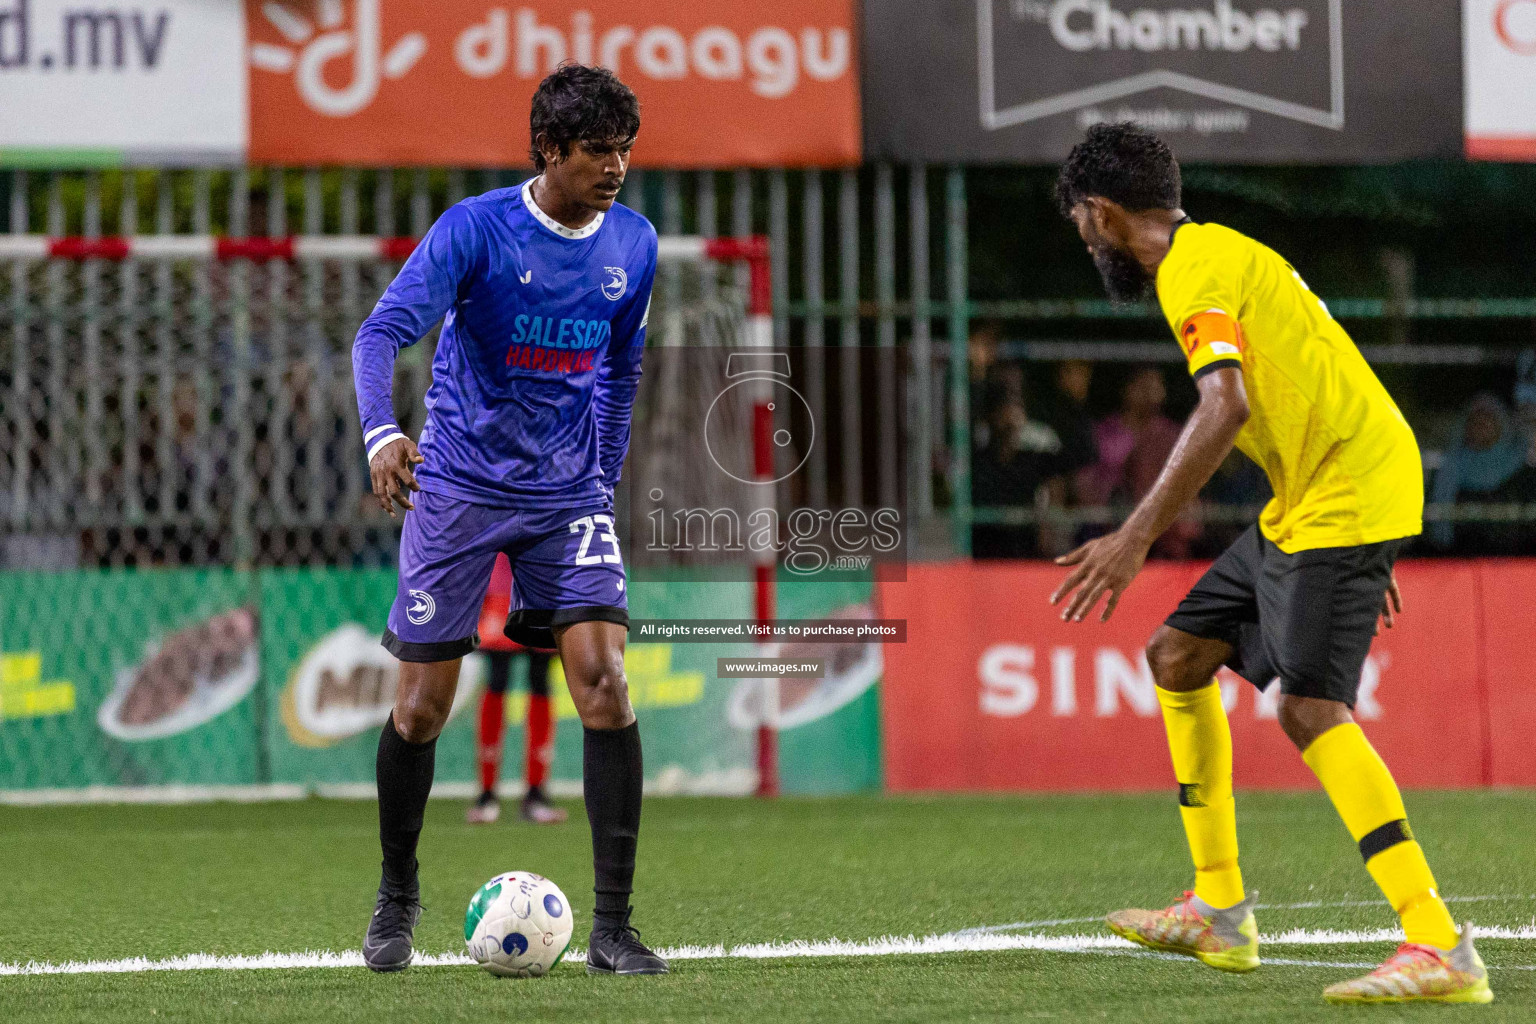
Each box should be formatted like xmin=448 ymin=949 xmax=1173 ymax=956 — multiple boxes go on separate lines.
xmin=383 ymin=489 xmax=628 ymax=663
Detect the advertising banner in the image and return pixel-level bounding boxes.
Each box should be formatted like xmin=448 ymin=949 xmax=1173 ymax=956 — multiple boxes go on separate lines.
xmin=879 ymin=560 xmax=1529 ymax=793
xmin=0 ymin=570 xmax=260 ymax=789
xmin=1465 ymin=0 xmax=1536 ymax=159
xmin=0 ymin=0 xmax=247 ymax=166
xmin=260 ymin=569 xmax=760 ymax=793
xmin=863 ymin=0 xmax=1463 ymax=163
xmin=772 ymin=578 xmax=884 ymax=794
xmin=0 ymin=569 xmax=880 ymax=797
xmin=259 ymin=571 xmax=881 ymax=794
xmin=246 ymin=0 xmax=860 ymax=167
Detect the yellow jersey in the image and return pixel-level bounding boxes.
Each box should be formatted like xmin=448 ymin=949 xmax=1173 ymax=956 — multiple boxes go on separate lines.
xmin=1155 ymin=221 xmax=1422 ymax=553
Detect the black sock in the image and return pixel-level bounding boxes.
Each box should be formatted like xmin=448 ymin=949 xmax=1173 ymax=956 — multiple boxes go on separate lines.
xmin=376 ymin=713 xmax=436 ymax=893
xmin=583 ymin=722 xmax=642 ymax=917
xmin=524 ymin=784 xmax=546 ymax=803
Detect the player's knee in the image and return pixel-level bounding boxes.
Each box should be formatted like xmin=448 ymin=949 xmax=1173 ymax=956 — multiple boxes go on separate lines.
xmin=1146 ymin=628 xmax=1201 ymax=690
xmin=572 ymin=655 xmax=631 ymax=730
xmin=1275 ymin=697 xmax=1315 ymax=750
xmin=1276 ymin=693 xmax=1351 ymax=751
xmin=393 ymin=691 xmax=451 ymax=743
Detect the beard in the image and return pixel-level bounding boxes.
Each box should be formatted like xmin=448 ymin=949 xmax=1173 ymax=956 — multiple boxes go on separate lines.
xmin=1091 ymin=244 xmax=1153 ymax=303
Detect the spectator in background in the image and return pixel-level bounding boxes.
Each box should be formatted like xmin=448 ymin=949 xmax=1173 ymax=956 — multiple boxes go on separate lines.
xmin=1036 ymin=360 xmax=1099 ymax=555
xmin=1082 ymin=365 xmax=1200 ymax=558
xmin=939 ymin=321 xmax=1018 ymax=510
xmin=968 ymin=320 xmax=1008 ymax=450
xmin=1517 ymin=348 xmax=1536 ymax=457
xmin=969 ymin=320 xmax=1004 ymax=388
xmin=971 ymin=381 xmax=1063 ymax=558
xmin=1082 ymin=366 xmax=1176 ymax=504
xmin=1431 ymin=392 xmax=1533 ymax=552
xmin=1039 ymin=360 xmax=1099 ymax=499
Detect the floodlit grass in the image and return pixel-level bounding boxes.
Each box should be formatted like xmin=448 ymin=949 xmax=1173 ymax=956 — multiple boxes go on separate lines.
xmin=2 ymin=791 xmax=1533 ymax=1022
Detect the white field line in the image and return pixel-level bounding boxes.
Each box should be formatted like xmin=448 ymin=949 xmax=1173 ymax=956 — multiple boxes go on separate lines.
xmin=5 ymin=925 xmax=1536 ymax=978
xmin=1093 ymin=947 xmax=1382 ymax=969
xmin=1031 ymin=946 xmax=1536 ymax=972
xmin=1266 ymin=894 xmax=1536 ymax=911
xmin=961 ymin=893 xmax=1536 ymax=935
xmin=1263 ymin=925 xmax=1536 ymax=944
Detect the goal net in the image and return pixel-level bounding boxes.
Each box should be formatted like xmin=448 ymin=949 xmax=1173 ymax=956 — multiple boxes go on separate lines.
xmin=0 ymin=233 xmax=773 ymax=801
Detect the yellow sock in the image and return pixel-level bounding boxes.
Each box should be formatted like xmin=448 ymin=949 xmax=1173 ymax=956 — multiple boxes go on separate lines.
xmin=1302 ymin=722 xmax=1459 ymax=949
xmin=1157 ymin=682 xmax=1244 ymax=910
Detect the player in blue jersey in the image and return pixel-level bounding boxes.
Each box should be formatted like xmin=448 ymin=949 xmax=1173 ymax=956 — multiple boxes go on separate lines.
xmin=352 ymin=65 xmax=666 ymax=975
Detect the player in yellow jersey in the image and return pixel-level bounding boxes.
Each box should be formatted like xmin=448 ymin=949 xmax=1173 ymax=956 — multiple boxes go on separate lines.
xmin=1049 ymin=123 xmax=1492 ymax=1005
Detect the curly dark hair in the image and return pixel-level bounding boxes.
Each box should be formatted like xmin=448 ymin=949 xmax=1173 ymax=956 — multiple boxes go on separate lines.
xmin=1055 ymin=122 xmax=1181 ymax=218
xmin=528 ymin=64 xmax=640 ymax=172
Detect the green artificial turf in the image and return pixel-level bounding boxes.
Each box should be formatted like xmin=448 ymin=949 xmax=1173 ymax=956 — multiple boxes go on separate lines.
xmin=1 ymin=791 xmax=1533 ymax=1022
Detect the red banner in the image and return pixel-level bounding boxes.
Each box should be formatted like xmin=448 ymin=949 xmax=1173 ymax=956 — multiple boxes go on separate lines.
xmin=879 ymin=560 xmax=1531 ymax=793
xmin=247 ymin=0 xmax=860 ymax=167
xmin=1477 ymin=560 xmax=1536 ymax=785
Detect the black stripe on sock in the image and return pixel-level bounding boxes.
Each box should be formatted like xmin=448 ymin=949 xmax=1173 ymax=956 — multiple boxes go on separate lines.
xmin=1358 ymin=818 xmax=1414 ymax=862
xmin=1178 ymin=782 xmax=1205 ymax=808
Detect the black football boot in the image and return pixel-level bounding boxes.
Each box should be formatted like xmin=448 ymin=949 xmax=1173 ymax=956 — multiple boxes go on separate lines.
xmin=586 ymin=906 xmax=669 ymax=975
xmin=363 ymin=885 xmax=422 ymax=973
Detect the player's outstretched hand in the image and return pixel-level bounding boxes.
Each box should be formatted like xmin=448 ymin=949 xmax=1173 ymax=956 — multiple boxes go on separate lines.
xmin=1375 ymin=573 xmax=1402 ymax=636
xmin=1050 ymin=528 xmax=1150 ymax=623
xmin=370 ymin=436 xmax=423 ymax=518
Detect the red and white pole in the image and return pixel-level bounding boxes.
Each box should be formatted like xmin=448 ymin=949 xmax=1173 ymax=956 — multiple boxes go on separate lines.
xmin=708 ymin=237 xmax=778 ymax=798
xmin=0 ymin=234 xmax=424 ymax=261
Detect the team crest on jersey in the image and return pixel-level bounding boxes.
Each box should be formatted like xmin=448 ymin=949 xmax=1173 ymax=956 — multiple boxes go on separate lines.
xmin=601 ymin=266 xmax=627 ymax=301
xmin=406 ymin=589 xmax=436 ymax=625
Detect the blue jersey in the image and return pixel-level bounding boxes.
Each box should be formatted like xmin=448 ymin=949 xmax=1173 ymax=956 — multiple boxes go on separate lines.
xmin=353 ymin=179 xmax=656 ymax=509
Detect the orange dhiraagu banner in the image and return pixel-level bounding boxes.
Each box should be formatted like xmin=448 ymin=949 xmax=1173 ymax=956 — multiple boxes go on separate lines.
xmin=246 ymin=0 xmax=859 ymax=167
xmin=878 ymin=560 xmax=1528 ymax=794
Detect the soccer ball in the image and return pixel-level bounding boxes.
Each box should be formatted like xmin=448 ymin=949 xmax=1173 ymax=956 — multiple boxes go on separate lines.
xmin=464 ymin=872 xmax=575 ymax=977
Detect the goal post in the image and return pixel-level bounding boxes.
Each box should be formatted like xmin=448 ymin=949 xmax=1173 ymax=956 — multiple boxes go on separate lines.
xmin=653 ymin=233 xmax=780 ymax=799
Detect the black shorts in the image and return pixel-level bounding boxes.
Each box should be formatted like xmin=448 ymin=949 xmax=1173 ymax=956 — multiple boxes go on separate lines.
xmin=1163 ymin=525 xmax=1405 ymax=707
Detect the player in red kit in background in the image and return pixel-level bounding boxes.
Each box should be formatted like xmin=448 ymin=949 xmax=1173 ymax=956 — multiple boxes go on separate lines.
xmin=468 ymin=553 xmax=567 ymax=825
